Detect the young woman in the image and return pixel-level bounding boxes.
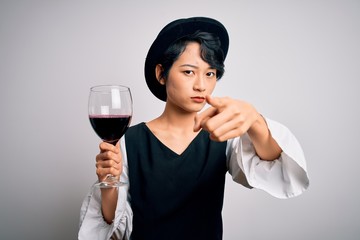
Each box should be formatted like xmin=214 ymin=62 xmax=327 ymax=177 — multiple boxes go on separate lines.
xmin=79 ymin=17 xmax=309 ymax=240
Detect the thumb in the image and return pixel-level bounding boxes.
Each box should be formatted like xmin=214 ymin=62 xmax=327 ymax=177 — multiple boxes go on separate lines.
xmin=194 ymin=114 xmax=201 ymax=132
xmin=114 ymin=141 xmax=120 ymax=154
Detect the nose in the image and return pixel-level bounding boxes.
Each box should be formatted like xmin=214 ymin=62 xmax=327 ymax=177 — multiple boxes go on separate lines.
xmin=193 ymin=76 xmax=206 ymax=92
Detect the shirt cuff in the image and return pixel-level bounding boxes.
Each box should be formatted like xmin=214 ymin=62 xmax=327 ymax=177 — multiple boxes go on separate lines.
xmin=228 ymin=118 xmax=310 ymax=199
xmin=78 ymin=183 xmax=132 ymax=240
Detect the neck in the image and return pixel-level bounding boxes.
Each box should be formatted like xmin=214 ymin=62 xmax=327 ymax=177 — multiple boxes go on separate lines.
xmin=155 ymin=102 xmax=199 ymax=133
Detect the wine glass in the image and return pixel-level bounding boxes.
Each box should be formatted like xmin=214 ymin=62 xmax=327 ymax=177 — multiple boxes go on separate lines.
xmin=88 ymin=85 xmax=133 ymax=188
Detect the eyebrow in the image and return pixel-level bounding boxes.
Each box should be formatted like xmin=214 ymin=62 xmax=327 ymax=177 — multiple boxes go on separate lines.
xmin=179 ymin=64 xmax=215 ymax=70
xmin=179 ymin=64 xmax=198 ymax=68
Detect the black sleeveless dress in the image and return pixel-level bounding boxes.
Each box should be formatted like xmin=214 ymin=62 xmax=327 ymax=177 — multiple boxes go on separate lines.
xmin=125 ymin=123 xmax=228 ymax=240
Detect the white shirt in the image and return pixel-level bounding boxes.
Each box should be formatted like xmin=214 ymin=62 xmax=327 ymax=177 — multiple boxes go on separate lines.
xmin=78 ymin=118 xmax=309 ymax=240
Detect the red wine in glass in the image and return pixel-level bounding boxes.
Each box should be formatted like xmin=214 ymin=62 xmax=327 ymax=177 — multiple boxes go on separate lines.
xmin=89 ymin=115 xmax=132 ymax=145
xmin=88 ymin=85 xmax=133 ymax=188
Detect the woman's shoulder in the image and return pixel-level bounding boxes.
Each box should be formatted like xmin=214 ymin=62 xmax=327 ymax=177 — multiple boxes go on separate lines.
xmin=127 ymin=122 xmax=146 ymax=133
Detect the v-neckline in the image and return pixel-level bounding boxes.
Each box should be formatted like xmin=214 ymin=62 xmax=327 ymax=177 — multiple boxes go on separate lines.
xmin=142 ymin=122 xmax=204 ymax=157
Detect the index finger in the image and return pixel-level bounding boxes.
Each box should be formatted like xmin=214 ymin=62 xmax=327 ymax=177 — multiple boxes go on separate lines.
xmin=99 ymin=141 xmax=120 ymax=153
xmin=206 ymin=95 xmax=226 ymax=109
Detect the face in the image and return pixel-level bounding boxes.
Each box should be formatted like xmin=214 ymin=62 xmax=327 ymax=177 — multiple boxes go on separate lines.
xmin=157 ymin=42 xmax=217 ymax=113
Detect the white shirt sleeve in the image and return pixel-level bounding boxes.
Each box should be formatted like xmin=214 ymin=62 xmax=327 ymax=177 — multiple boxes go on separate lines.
xmin=78 ymin=138 xmax=133 ymax=240
xmin=227 ymin=117 xmax=309 ymax=199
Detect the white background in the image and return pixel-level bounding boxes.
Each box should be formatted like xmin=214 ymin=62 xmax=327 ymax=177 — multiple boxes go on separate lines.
xmin=1 ymin=0 xmax=359 ymax=239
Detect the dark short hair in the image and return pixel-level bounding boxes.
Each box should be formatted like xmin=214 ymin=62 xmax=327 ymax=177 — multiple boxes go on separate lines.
xmin=157 ymin=31 xmax=226 ymax=81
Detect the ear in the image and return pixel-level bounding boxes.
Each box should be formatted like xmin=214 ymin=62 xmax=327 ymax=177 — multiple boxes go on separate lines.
xmin=155 ymin=64 xmax=165 ymax=85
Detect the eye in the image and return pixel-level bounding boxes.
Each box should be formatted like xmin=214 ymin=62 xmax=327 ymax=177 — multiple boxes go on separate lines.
xmin=184 ymin=70 xmax=194 ymax=75
xmin=206 ymin=71 xmax=216 ymax=77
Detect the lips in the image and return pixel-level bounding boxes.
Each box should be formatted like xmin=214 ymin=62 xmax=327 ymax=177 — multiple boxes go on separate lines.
xmin=191 ymin=96 xmax=205 ymax=103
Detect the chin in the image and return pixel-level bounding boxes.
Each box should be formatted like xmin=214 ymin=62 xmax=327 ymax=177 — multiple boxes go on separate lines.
xmin=192 ymin=104 xmax=206 ymax=113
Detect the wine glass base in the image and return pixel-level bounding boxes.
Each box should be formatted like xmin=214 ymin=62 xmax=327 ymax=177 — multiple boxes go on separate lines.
xmin=94 ymin=181 xmax=128 ymax=188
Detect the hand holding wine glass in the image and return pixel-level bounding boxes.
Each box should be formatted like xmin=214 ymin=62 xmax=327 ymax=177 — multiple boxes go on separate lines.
xmin=88 ymin=85 xmax=132 ymax=188
xmin=95 ymin=141 xmax=122 ymax=185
